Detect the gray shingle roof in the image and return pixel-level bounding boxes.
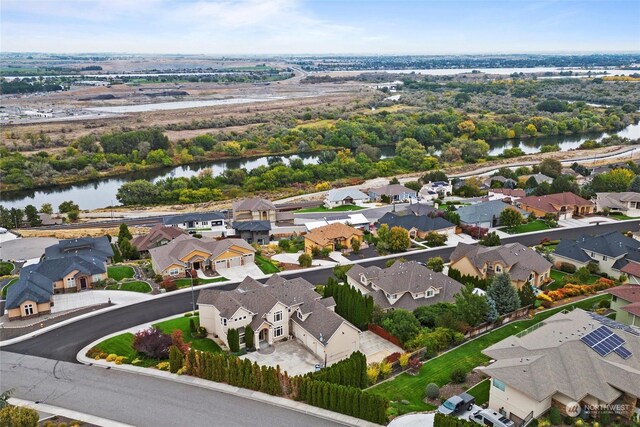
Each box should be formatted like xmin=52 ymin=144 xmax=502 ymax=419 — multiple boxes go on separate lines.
xmin=346 ymin=261 xmax=464 ymax=310
xmin=555 ymin=231 xmax=640 ymax=262
xmin=450 ymin=243 xmax=552 ymax=281
xmin=232 ymin=221 xmax=272 ymax=232
xmin=232 ymin=198 xmax=276 ymax=212
xmin=163 ymin=211 xmax=225 ymax=225
xmin=404 ymin=204 xmax=439 ymax=216
xmin=325 ymin=188 xmax=369 ymax=203
xmin=456 ymin=201 xmax=527 ymax=225
xmin=368 ymin=184 xmax=417 ymax=197
xmin=131 ymin=224 xmax=188 ymax=252
xmin=597 ymin=192 xmax=640 ymax=211
xmin=45 ymin=236 xmax=113 ymax=261
xmin=480 ymin=309 xmax=640 ymax=403
xmin=377 ymin=212 xmax=455 ymax=233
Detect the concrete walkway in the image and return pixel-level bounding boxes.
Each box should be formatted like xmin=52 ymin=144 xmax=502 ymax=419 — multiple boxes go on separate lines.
xmin=329 ymin=251 xmax=352 ymax=264
xmin=217 ymin=263 xmax=264 ymax=281
xmin=52 ymin=290 xmax=152 ymax=313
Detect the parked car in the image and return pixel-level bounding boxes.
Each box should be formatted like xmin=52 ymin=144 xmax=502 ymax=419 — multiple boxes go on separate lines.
xmin=469 ymin=409 xmax=515 ymax=427
xmin=437 ymin=392 xmax=476 ymax=415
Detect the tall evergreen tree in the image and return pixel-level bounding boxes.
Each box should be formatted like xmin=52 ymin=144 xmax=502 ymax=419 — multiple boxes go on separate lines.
xmin=487 ymin=273 xmax=521 ymax=315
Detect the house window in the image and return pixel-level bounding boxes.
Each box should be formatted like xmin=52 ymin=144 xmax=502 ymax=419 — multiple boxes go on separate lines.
xmin=274 ymin=311 xmax=283 ymax=322
xmin=24 ymin=304 xmax=34 ymax=316
xmin=427 ymin=290 xmax=434 ymax=297
xmin=202 ymin=221 xmax=208 ymax=226
xmin=603 ymin=256 xmax=607 ymax=261
xmin=361 ymin=275 xmax=367 ymax=284
xmin=492 ymin=378 xmax=506 ymax=391
xmin=66 ymin=277 xmax=75 ymax=287
xmin=612 ymin=296 xmax=617 ymax=302
xmin=591 ymin=252 xmax=595 ymax=258
xmin=169 ymin=268 xmax=179 ymax=276
xmin=495 ymin=265 xmax=502 ymax=273
xmin=274 ymin=326 xmax=283 ymax=337
xmin=222 ymin=318 xmax=227 ymax=326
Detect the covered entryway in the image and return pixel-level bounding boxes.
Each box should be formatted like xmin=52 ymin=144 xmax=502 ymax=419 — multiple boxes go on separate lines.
xmin=79 ymin=277 xmax=87 ymax=289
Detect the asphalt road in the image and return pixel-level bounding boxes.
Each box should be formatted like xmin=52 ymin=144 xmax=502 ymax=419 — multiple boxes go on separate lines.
xmin=5 ymin=220 xmax=639 ymax=364
xmin=0 ymin=352 xmax=339 ymax=427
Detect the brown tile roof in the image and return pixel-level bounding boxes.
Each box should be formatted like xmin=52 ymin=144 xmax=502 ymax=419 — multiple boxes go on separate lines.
xmin=621 ymin=263 xmax=640 ymax=278
xmin=304 ymin=223 xmax=363 ymax=246
xmin=607 ymin=285 xmax=640 ymax=303
xmin=490 ymin=188 xmax=526 ymax=197
xmin=517 ymin=192 xmax=593 ymax=214
xmin=131 ymin=224 xmax=188 ymax=252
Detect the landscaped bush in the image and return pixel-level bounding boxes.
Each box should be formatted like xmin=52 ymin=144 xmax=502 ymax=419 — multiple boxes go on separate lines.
xmin=379 ymin=360 xmax=392 ymax=378
xmin=367 ymin=364 xmax=380 ymax=385
xmin=0 ymin=405 xmax=39 ymax=427
xmin=227 ymin=328 xmax=240 ymax=352
xmin=324 ymin=278 xmax=374 ymax=330
xmin=557 ymin=262 xmax=577 ymax=274
xmin=133 ymin=327 xmax=172 ymax=359
xmin=599 ymin=300 xmax=611 ymax=309
xmin=399 ymin=353 xmax=410 ymax=368
xmin=549 ymin=407 xmax=562 ymax=425
xmin=298 ymin=253 xmax=312 ymax=267
xmin=434 ymin=413 xmax=475 ymax=427
xmin=309 ymin=352 xmax=367 ymax=388
xmin=169 ymin=345 xmax=183 ymax=373
xmin=425 ymin=382 xmax=440 ymax=399
xmin=245 ymin=325 xmax=255 ymax=349
xmin=194 ymin=326 xmax=207 ymax=338
xmin=160 ymin=278 xmax=177 ymax=292
xmin=450 ymin=367 xmax=467 ymax=384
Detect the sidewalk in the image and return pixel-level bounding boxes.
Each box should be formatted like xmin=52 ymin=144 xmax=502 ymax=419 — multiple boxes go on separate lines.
xmin=8 ymin=398 xmax=133 ymax=427
xmin=77 ymin=335 xmax=381 ymax=427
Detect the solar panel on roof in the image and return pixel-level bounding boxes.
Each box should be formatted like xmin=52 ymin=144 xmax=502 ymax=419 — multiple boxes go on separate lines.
xmin=588 ymin=312 xmax=640 ymax=336
xmin=580 ymin=325 xmax=633 ymax=359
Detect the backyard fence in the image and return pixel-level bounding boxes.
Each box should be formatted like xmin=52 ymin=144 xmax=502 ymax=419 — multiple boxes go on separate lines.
xmin=465 ymin=305 xmax=532 ymax=338
xmin=368 ymin=323 xmax=402 ymax=348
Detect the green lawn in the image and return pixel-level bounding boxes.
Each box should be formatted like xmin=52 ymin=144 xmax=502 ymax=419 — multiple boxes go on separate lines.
xmin=505 ymin=220 xmax=552 ymax=234
xmin=1 ymin=278 xmax=18 ymax=298
xmin=369 ymin=294 xmax=610 ymax=416
xmin=295 ymin=205 xmax=366 ymax=213
xmin=256 ymin=255 xmax=281 ymax=274
xmin=467 ymin=379 xmax=490 ymax=405
xmin=547 ymin=269 xmax=600 ymax=290
xmin=174 ymin=276 xmax=228 ymax=289
xmin=154 ymin=316 xmax=222 ymax=353
xmin=0 ymin=261 xmax=14 ymax=276
xmin=609 ymin=213 xmax=640 ymax=220
xmin=108 ymin=265 xmax=135 ymax=281
xmin=104 ymin=281 xmax=151 ymax=293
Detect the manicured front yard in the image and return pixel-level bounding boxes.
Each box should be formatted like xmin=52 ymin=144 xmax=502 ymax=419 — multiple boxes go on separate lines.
xmin=466 ymin=379 xmax=490 ymax=405
xmin=174 ymin=276 xmax=228 ymax=289
xmin=546 ymin=269 xmax=601 ymax=290
xmin=295 ymin=205 xmax=365 ymax=213
xmin=92 ymin=315 xmax=222 ymax=366
xmin=1 ymin=278 xmax=18 ymax=298
xmin=369 ymin=294 xmax=610 ymax=416
xmin=105 ymin=281 xmax=152 ymax=293
xmin=505 ymin=220 xmax=552 ymax=234
xmin=107 ymin=265 xmax=135 ymax=281
xmin=609 ymin=213 xmax=640 ymax=220
xmin=256 ymin=255 xmax=281 ymax=274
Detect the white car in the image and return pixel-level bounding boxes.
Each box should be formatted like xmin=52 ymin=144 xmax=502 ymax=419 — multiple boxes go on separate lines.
xmin=0 ymin=227 xmax=7 ymax=234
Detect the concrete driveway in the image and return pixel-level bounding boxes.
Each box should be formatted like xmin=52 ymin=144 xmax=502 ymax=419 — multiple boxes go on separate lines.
xmin=216 ymin=263 xmax=264 ymax=281
xmin=359 ymin=331 xmax=404 ymax=364
xmin=0 ymin=237 xmax=58 ymax=261
xmin=52 ymin=290 xmax=152 ymax=313
xmin=240 ymin=339 xmax=320 ymax=376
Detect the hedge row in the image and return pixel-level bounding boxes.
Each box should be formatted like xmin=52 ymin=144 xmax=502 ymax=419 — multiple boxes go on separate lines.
xmin=307 ymin=351 xmax=367 ymax=388
xmin=448 ymin=267 xmax=491 ymax=290
xmin=294 ymin=377 xmax=388 ymax=424
xmin=434 ymin=413 xmax=476 ymax=427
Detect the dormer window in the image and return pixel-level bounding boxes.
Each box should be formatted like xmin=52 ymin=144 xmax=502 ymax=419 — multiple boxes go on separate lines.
xmin=591 ymin=252 xmax=595 ymax=258
xmin=603 ymin=256 xmax=607 ymax=261
xmin=361 ymin=275 xmax=367 ymax=284
xmin=426 ymin=290 xmax=434 ymax=297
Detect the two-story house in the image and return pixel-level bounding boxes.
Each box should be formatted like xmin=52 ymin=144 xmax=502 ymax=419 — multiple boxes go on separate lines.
xmin=149 ymin=234 xmax=256 ymax=278
xmin=420 ymin=180 xmax=452 ymax=201
xmin=345 ymin=261 xmax=463 ymax=311
xmin=596 ymin=192 xmax=640 ymax=217
xmin=197 ymin=275 xmax=361 ymax=365
xmin=516 ymin=192 xmax=594 ymax=220
xmin=607 ymin=285 xmax=640 ymax=327
xmin=44 ymin=236 xmax=114 ymax=263
xmin=5 ymin=255 xmax=108 ymax=320
xmin=552 ymin=231 xmax=640 ymax=279
xmin=449 ymin=242 xmax=552 ymax=290
xmin=304 ymin=223 xmax=364 ymax=254
xmin=232 ymin=221 xmax=271 ymax=245
xmin=232 ymin=198 xmax=277 ymax=223
xmin=163 ymin=212 xmax=228 ymax=233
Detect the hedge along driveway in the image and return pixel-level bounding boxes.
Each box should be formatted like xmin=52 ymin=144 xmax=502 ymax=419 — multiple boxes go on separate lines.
xmin=369 ymin=294 xmax=610 ymax=415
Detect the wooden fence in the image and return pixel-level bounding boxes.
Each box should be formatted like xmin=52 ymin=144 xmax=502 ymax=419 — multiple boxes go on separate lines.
xmin=465 ymin=305 xmax=532 ymax=338
xmin=368 ymin=323 xmax=402 ymax=348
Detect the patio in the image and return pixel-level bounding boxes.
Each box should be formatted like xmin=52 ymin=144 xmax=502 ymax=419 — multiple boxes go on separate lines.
xmin=240 ymin=339 xmax=321 ymax=376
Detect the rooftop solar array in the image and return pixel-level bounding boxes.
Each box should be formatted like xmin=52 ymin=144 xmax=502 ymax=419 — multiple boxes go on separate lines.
xmin=588 ymin=311 xmax=640 ymax=336
xmin=580 ymin=325 xmax=632 ymax=360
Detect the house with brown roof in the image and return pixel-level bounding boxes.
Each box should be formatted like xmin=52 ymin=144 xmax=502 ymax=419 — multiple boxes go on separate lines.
xmin=304 ymin=223 xmax=364 ymax=254
xmin=608 ymin=285 xmax=640 ymax=327
xmin=345 ymin=261 xmax=464 ymax=311
xmin=450 ymin=243 xmax=552 ymax=290
xmin=149 ymin=234 xmax=255 ymax=278
xmin=197 ymin=275 xmax=361 ymax=366
xmin=515 ymin=192 xmax=594 ymax=220
xmin=232 ymin=198 xmax=277 ymax=222
xmin=131 ymin=224 xmax=188 ymax=256
xmin=479 ymin=309 xmax=640 ymax=424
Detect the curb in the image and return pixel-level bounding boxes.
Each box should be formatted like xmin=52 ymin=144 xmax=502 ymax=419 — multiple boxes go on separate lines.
xmin=77 ymin=328 xmax=381 ymax=427
xmin=8 ymin=397 xmax=134 ymax=427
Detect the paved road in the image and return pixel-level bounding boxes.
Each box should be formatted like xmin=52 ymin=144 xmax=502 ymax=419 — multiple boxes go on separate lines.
xmin=5 ymin=221 xmax=639 ymax=363
xmin=0 ymin=352 xmax=338 ymax=427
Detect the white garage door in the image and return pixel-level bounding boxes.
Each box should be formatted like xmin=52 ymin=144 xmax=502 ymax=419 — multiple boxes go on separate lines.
xmin=228 ymin=257 xmax=241 ymax=267
xmin=215 ymin=259 xmax=227 ymax=270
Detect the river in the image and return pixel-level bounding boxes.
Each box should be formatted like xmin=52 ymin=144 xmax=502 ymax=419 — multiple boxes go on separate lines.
xmin=1 ymin=124 xmax=639 ymax=211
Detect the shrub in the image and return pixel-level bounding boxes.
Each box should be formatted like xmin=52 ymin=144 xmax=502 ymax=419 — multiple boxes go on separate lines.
xmin=408 ymin=357 xmax=422 ymax=374
xmin=599 ymin=300 xmax=611 ymax=309
xmin=558 ymin=262 xmax=577 ymax=274
xmin=425 ymin=382 xmax=440 ymax=400
xmin=106 ymin=353 xmax=118 ymax=362
xmin=549 ymin=407 xmax=562 ymax=425
xmin=385 ymin=352 xmax=401 ymax=364
xmin=399 ymin=352 xmax=410 ymax=368
xmin=156 ymin=361 xmax=170 ymax=371
xmin=0 ymin=405 xmax=39 ymax=427
xmin=245 ymin=325 xmax=255 ymax=349
xmin=133 ymin=327 xmax=172 ymax=359
xmin=169 ymin=345 xmax=183 ymax=373
xmin=450 ymin=367 xmax=467 ymax=384
xmin=189 ymin=317 xmax=196 ymax=333
xmin=184 ymin=312 xmax=193 ymax=317
xmin=367 ymin=364 xmax=380 ymax=385
xmin=379 ymin=360 xmax=392 ymax=378
xmin=298 ymin=253 xmax=313 ymax=267
xmin=195 ymin=326 xmax=207 ymax=338
xmin=598 ymin=411 xmax=611 ymax=426
xmin=227 ymin=328 xmax=240 ymax=352
xmin=160 ymin=278 xmax=177 ymax=292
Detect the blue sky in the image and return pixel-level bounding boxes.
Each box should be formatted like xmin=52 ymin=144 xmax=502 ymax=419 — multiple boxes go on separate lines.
xmin=1 ymin=0 xmax=639 ymax=54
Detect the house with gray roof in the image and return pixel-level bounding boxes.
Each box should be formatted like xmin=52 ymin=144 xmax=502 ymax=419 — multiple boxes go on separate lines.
xmin=456 ymin=200 xmax=528 ymax=229
xmin=479 ymin=309 xmax=640 ymax=423
xmin=44 ymin=236 xmax=114 ymax=263
xmin=367 ymin=184 xmax=417 ymax=203
xmin=197 ymin=275 xmax=360 ymax=366
xmin=521 ymin=173 xmax=553 ymax=186
xmin=596 ymin=192 xmax=640 ymax=217
xmin=345 ymin=261 xmax=463 ymax=311
xmin=232 ymin=221 xmax=271 ymax=245
xmin=5 ymin=255 xmax=108 ymax=320
xmin=324 ymin=188 xmax=370 ymax=209
xmin=450 ymin=242 xmax=552 ymax=290
xmin=131 ymin=224 xmax=189 ymax=256
xmin=232 ymin=198 xmax=277 ymax=223
xmin=163 ymin=211 xmax=227 ymax=232
xmin=552 ymin=231 xmax=640 ymax=279
xmin=377 ymin=212 xmax=456 ymax=239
